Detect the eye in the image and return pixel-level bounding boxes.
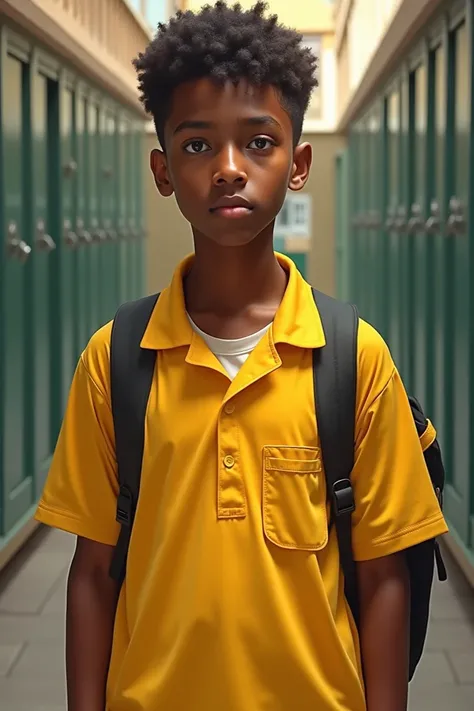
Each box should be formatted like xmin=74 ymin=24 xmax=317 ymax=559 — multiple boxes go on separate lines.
xmin=248 ymin=136 xmax=275 ymax=151
xmin=184 ymin=140 xmax=211 ymax=154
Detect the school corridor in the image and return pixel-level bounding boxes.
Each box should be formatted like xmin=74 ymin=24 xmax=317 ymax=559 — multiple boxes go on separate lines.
xmin=1 ymin=0 xmax=474 ymax=708
xmin=0 ymin=527 xmax=472 ymax=710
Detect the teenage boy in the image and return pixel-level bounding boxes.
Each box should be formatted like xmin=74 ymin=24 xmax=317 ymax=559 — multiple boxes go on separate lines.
xmin=36 ymin=3 xmax=448 ymax=710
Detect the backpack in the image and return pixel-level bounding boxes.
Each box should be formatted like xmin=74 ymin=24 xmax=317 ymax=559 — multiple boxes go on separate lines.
xmin=108 ymin=289 xmax=447 ymax=680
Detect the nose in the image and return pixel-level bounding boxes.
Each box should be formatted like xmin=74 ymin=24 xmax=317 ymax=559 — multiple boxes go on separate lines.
xmin=212 ymin=144 xmax=248 ymax=186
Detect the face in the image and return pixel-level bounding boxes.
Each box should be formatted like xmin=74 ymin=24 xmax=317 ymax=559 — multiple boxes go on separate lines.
xmin=150 ymin=78 xmax=312 ymax=248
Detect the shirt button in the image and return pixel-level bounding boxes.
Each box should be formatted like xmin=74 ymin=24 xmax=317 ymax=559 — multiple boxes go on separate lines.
xmin=224 ymin=455 xmax=235 ymax=469
xmin=224 ymin=403 xmax=235 ymax=415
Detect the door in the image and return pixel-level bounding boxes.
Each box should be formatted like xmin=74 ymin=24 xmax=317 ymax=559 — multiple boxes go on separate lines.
xmin=429 ymin=40 xmax=447 ymax=436
xmin=385 ymin=87 xmax=402 ymax=367
xmin=58 ymin=81 xmax=78 ymax=417
xmin=30 ymin=67 xmax=57 ymax=494
xmin=118 ymin=115 xmax=131 ymax=304
xmin=88 ymin=101 xmax=102 ymax=333
xmin=444 ymin=20 xmax=470 ymax=544
xmin=99 ymin=107 xmax=119 ymax=323
xmin=409 ymin=59 xmax=429 ymax=408
xmin=133 ymin=122 xmax=146 ymax=299
xmin=75 ymin=90 xmax=91 ymax=352
xmin=0 ymin=50 xmax=33 ymax=534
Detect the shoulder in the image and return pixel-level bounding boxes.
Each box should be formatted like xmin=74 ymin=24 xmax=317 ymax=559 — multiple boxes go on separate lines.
xmin=79 ymin=321 xmax=113 ymax=399
xmin=356 ymin=318 xmax=396 ymax=407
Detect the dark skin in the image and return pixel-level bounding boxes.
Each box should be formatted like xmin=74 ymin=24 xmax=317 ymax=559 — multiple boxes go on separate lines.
xmin=67 ymin=78 xmax=410 ymax=711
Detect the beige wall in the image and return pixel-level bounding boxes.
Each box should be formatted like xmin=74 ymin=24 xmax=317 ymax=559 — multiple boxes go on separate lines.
xmin=183 ymin=0 xmax=334 ymax=33
xmin=145 ymin=132 xmax=344 ymax=296
xmin=145 ymin=134 xmax=193 ymax=293
xmin=305 ymin=133 xmax=344 ymax=296
xmin=335 ymin=0 xmax=445 ymax=128
xmin=1 ymin=0 xmax=151 ymax=110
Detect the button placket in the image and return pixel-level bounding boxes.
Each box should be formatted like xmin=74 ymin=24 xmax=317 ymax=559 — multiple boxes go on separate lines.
xmin=217 ymin=402 xmax=246 ymax=519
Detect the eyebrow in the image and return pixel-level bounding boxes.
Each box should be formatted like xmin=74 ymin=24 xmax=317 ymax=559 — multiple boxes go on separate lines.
xmin=173 ymin=115 xmax=282 ymax=135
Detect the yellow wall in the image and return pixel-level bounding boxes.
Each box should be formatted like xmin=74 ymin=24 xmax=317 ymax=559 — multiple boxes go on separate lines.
xmin=182 ymin=0 xmax=334 ymax=33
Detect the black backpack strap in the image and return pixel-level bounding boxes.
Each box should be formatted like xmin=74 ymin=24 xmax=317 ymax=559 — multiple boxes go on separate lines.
xmin=109 ymin=293 xmax=159 ymax=583
xmin=311 ymin=288 xmax=360 ymax=624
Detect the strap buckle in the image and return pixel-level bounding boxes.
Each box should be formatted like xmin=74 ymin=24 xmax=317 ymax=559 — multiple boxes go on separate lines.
xmin=332 ymin=479 xmax=355 ymax=516
xmin=116 ymin=485 xmax=135 ymax=527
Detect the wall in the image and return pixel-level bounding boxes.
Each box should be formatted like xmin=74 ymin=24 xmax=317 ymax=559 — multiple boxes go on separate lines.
xmin=182 ymin=0 xmax=334 ymax=32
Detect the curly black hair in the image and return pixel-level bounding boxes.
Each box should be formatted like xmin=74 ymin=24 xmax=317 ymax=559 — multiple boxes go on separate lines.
xmin=133 ymin=1 xmax=318 ymax=148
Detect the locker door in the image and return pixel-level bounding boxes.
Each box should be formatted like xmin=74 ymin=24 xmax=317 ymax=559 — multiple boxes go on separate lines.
xmin=88 ymin=101 xmax=102 ymax=333
xmin=358 ymin=117 xmax=369 ymax=320
xmin=0 ymin=51 xmax=33 ymax=534
xmin=31 ymin=68 xmax=57 ymax=494
xmin=409 ymin=60 xmax=429 ymax=407
xmin=367 ymin=106 xmax=382 ymax=332
xmin=118 ymin=116 xmax=130 ymax=304
xmin=75 ymin=90 xmax=91 ymax=352
xmin=99 ymin=108 xmax=119 ymax=322
xmin=444 ymin=20 xmax=470 ymax=544
xmin=134 ymin=122 xmax=146 ymax=299
xmin=430 ymin=41 xmax=447 ymax=456
xmin=398 ymin=72 xmax=411 ymax=387
xmin=386 ymin=88 xmax=402 ymax=366
xmin=58 ymin=82 xmax=78 ymax=416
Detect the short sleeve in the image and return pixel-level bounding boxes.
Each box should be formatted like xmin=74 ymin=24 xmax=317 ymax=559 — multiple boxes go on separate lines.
xmin=351 ymin=321 xmax=448 ymax=562
xmin=35 ymin=323 xmax=120 ymax=546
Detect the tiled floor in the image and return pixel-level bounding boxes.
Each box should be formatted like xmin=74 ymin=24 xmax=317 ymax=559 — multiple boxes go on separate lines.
xmin=0 ymin=528 xmax=473 ymax=710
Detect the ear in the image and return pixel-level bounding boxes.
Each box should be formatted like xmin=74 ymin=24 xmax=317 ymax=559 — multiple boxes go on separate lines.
xmin=288 ymin=142 xmax=312 ymax=192
xmin=150 ymin=148 xmax=174 ymax=197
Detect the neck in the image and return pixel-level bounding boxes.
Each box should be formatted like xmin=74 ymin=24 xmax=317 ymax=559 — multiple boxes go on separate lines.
xmin=185 ymin=229 xmax=287 ymax=317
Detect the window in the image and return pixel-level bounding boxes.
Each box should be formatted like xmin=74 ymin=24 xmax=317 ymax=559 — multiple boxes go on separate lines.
xmin=274 ymin=193 xmax=312 ymax=238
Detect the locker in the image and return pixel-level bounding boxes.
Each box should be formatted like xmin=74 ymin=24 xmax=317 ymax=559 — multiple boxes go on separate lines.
xmin=398 ymin=72 xmax=411 ymax=387
xmin=99 ymin=106 xmax=119 ymax=323
xmin=0 ymin=45 xmax=33 ymax=534
xmin=431 ymin=40 xmax=448 ymax=458
xmin=75 ymin=88 xmax=92 ymax=352
xmin=386 ymin=87 xmax=402 ymax=367
xmin=57 ymin=79 xmax=78 ymax=417
xmin=88 ymin=99 xmax=102 ymax=334
xmin=444 ymin=18 xmax=471 ymax=545
xmin=133 ymin=121 xmax=146 ymax=299
xmin=409 ymin=58 xmax=429 ymax=408
xmin=30 ymin=64 xmax=57 ymax=494
xmin=118 ymin=115 xmax=131 ymax=304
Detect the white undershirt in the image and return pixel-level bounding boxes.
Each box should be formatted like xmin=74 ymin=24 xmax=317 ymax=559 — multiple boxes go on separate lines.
xmin=187 ymin=316 xmax=271 ymax=380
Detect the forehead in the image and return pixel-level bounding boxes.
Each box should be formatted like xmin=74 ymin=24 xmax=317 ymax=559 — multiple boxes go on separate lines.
xmin=166 ymin=78 xmax=293 ymax=135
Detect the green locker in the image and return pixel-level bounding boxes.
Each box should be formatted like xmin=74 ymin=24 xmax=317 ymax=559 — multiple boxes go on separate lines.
xmin=386 ymin=86 xmax=402 ymax=367
xmin=134 ymin=120 xmax=146 ymax=299
xmin=30 ymin=60 xmax=57 ymax=494
xmin=0 ymin=41 xmax=33 ymax=535
xmin=409 ymin=57 xmax=429 ymax=409
xmin=99 ymin=105 xmax=119 ymax=323
xmin=88 ymin=98 xmax=102 ymax=334
xmin=444 ymin=17 xmax=471 ymax=545
xmin=56 ymin=77 xmax=78 ymax=417
xmin=431 ymin=37 xmax=448 ymax=458
xmin=398 ymin=71 xmax=411 ymax=387
xmin=75 ymin=86 xmax=92 ymax=352
xmin=118 ymin=114 xmax=131 ymax=304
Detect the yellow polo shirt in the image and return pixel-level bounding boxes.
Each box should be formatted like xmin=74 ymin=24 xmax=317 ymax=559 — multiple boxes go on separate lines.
xmin=36 ymin=254 xmax=447 ymax=711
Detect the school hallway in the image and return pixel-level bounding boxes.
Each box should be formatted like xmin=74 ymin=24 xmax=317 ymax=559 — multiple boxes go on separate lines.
xmin=0 ymin=528 xmax=472 ymax=711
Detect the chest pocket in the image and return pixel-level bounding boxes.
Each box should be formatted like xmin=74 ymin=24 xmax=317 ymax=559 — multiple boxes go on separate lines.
xmin=263 ymin=445 xmax=328 ymax=551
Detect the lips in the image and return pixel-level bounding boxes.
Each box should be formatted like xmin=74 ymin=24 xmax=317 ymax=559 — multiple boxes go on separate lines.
xmin=209 ymin=196 xmax=254 ymax=213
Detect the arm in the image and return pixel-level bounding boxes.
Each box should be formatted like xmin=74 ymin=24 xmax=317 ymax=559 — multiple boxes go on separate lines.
xmin=357 ymin=553 xmax=410 ymax=711
xmin=66 ymin=537 xmax=119 ymax=711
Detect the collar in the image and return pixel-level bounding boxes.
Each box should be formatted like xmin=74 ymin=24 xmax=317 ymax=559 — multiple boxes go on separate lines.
xmin=140 ymin=253 xmax=326 ymax=351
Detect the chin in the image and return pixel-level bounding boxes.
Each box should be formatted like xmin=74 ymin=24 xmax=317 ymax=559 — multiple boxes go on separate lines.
xmin=206 ymin=230 xmax=264 ymax=248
